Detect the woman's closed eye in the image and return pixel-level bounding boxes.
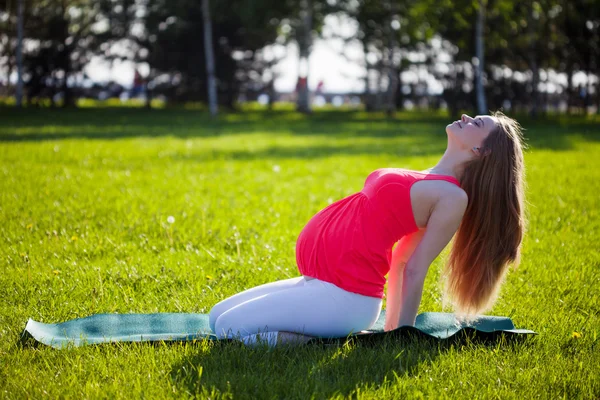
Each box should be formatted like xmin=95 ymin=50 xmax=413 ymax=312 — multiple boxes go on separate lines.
xmin=470 ymin=117 xmax=481 ymax=127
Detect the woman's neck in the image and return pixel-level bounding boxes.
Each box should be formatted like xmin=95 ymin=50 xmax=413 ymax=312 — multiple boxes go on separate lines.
xmin=427 ymin=150 xmax=469 ymax=181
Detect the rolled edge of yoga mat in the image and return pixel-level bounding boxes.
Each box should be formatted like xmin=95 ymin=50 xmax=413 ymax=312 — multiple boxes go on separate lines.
xmin=21 ymin=311 xmax=536 ymax=349
xmin=358 ymin=312 xmax=536 ymax=337
xmin=312 ymin=326 xmax=538 ymax=346
xmin=311 ymin=312 xmax=537 ymax=345
xmin=22 ymin=314 xmax=219 ymax=349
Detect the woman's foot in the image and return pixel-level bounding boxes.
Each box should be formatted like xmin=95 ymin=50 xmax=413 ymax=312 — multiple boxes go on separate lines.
xmin=240 ymin=331 xmax=315 ymax=348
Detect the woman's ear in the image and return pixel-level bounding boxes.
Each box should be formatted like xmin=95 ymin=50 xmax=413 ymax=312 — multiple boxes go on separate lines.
xmin=472 ymin=146 xmax=491 ymax=157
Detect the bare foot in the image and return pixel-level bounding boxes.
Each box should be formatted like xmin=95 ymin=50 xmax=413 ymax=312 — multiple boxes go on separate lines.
xmin=277 ymin=331 xmax=315 ymax=346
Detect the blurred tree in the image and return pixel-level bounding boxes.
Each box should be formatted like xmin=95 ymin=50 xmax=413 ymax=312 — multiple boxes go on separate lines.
xmin=15 ymin=0 xmax=24 ymax=107
xmin=94 ymin=0 xmax=145 ymax=72
xmin=435 ymin=0 xmax=482 ymax=115
xmin=339 ymin=0 xmax=438 ymax=113
xmin=277 ymin=0 xmax=341 ymax=113
xmin=474 ymin=0 xmax=486 ymax=115
xmin=493 ymin=0 xmax=565 ymax=116
xmin=557 ymin=0 xmax=599 ymax=114
xmin=202 ymin=0 xmax=217 ymax=116
xmin=436 ymin=0 xmax=546 ymax=115
xmin=138 ymin=0 xmax=294 ymax=109
xmin=295 ymin=0 xmax=312 ymax=113
xmin=0 ymin=0 xmax=597 ymax=113
xmin=0 ymin=0 xmax=107 ymax=107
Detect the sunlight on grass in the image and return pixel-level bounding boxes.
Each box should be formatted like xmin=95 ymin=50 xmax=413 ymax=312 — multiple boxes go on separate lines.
xmin=0 ymin=108 xmax=599 ymax=398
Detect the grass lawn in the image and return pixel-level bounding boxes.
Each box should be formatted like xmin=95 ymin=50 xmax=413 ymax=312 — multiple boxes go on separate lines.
xmin=1 ymin=108 xmax=599 ymax=399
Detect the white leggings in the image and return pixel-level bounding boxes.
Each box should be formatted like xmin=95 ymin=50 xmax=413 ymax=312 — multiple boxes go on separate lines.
xmin=208 ymin=276 xmax=382 ymax=345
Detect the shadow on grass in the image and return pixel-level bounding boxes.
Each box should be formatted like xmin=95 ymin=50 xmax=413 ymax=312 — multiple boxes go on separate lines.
xmin=169 ymin=332 xmax=536 ymax=399
xmin=0 ymin=109 xmax=445 ymax=141
xmin=16 ymin=317 xmax=535 ymax=398
xmin=0 ymin=108 xmax=446 ymax=129
xmin=1 ymin=108 xmax=598 ymax=154
xmin=170 ymin=138 xmax=447 ymax=161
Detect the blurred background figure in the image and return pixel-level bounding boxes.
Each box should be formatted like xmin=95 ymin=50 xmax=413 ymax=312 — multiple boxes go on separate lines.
xmin=130 ymin=69 xmax=146 ymax=99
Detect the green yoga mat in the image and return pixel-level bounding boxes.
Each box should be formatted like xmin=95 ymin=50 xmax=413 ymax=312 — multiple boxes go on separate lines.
xmin=22 ymin=310 xmax=536 ymax=349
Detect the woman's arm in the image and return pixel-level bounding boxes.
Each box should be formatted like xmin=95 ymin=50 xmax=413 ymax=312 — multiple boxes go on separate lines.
xmin=384 ymin=229 xmax=425 ymax=331
xmin=394 ymin=191 xmax=468 ymax=328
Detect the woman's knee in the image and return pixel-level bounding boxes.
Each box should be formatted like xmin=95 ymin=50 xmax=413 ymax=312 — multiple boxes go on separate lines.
xmin=214 ymin=305 xmax=271 ymax=340
xmin=208 ymin=303 xmax=225 ymax=334
xmin=213 ymin=311 xmax=243 ymax=340
xmin=209 ymin=296 xmax=261 ymax=336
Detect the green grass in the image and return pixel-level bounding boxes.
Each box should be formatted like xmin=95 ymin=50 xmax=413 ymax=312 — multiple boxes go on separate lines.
xmin=1 ymin=108 xmax=599 ymax=399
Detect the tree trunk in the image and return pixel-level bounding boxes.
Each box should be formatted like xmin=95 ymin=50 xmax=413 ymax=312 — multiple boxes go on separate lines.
xmin=145 ymin=79 xmax=152 ymax=109
xmin=385 ymin=1 xmax=398 ymax=116
xmin=597 ymin=68 xmax=600 ymax=114
xmin=586 ymin=71 xmax=592 ymax=114
xmin=58 ymin=1 xmax=75 ymax=108
xmin=62 ymin=52 xmax=75 ymax=108
xmin=267 ymin=78 xmax=275 ymax=111
xmin=542 ymin=75 xmax=549 ymax=115
xmin=16 ymin=0 xmax=24 ymax=108
xmin=448 ymin=64 xmax=459 ymax=117
xmin=395 ymin=66 xmax=404 ymax=110
xmin=375 ymin=60 xmax=384 ymax=111
xmin=385 ymin=63 xmax=397 ymax=116
xmin=266 ymin=60 xmax=276 ymax=111
xmin=596 ymin=83 xmax=600 ymax=114
xmin=528 ymin=4 xmax=539 ymax=117
xmin=202 ymin=0 xmax=218 ymax=116
xmin=296 ymin=0 xmax=312 ymax=114
xmin=566 ymin=63 xmax=573 ymax=115
xmin=362 ymin=38 xmax=373 ymax=111
xmin=474 ymin=0 xmax=487 ymax=115
xmin=530 ymin=62 xmax=539 ymax=117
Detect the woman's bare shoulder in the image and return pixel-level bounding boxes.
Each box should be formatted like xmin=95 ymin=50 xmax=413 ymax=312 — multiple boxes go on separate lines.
xmin=410 ymin=180 xmax=467 ymax=229
xmin=412 ymin=178 xmax=466 ymax=198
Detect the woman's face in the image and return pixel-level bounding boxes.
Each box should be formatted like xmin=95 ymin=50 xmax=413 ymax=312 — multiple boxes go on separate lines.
xmin=446 ymin=114 xmax=497 ymax=153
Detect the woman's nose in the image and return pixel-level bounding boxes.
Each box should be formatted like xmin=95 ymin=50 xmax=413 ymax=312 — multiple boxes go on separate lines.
xmin=461 ymin=114 xmax=470 ymax=122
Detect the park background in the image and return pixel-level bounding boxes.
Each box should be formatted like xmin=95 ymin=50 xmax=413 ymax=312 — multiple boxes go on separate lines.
xmin=1 ymin=0 xmax=599 ymax=114
xmin=1 ymin=0 xmax=600 ymax=399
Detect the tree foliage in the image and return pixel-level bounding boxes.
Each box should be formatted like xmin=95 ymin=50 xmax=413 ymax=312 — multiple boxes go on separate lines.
xmin=0 ymin=0 xmax=597 ymax=112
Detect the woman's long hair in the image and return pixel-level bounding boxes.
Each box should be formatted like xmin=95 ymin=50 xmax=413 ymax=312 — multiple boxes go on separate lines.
xmin=441 ymin=111 xmax=528 ymax=320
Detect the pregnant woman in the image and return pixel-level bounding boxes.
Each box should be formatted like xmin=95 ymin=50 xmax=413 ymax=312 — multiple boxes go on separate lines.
xmin=209 ymin=111 xmax=527 ymax=347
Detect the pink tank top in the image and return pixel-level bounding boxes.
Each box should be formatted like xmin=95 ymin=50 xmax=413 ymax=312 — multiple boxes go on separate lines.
xmin=295 ymin=168 xmax=461 ymax=299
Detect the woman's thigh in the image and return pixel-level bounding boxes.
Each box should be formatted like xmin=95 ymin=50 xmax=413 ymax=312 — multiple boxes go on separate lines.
xmin=214 ymin=279 xmax=382 ymax=339
xmin=208 ymin=276 xmax=307 ymax=332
